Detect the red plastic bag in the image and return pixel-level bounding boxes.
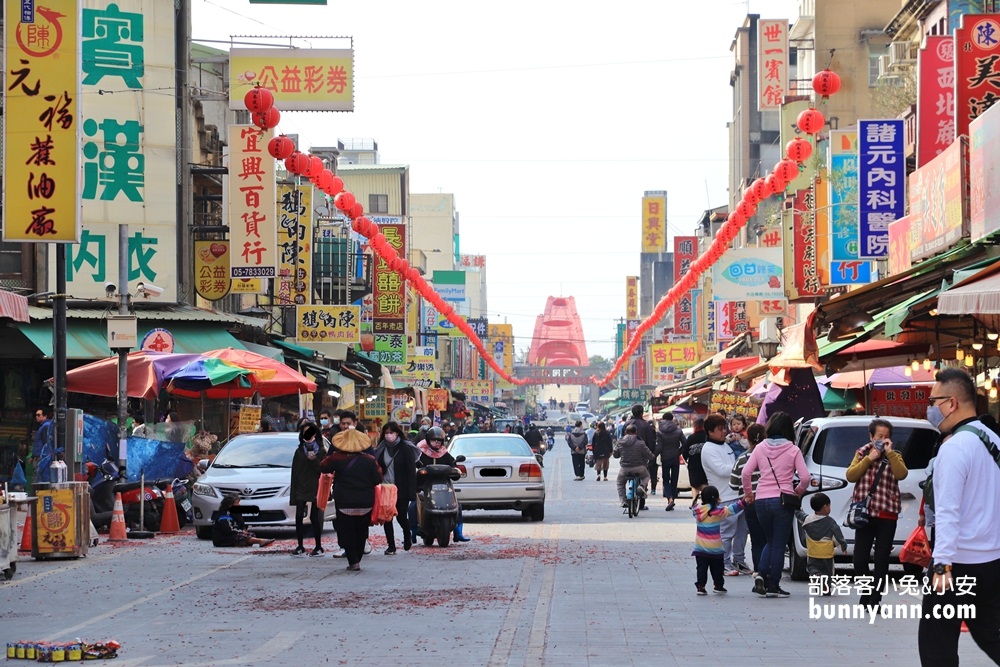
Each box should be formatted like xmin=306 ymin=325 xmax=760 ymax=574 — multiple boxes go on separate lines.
xmin=370 ymin=483 xmax=398 ymax=525
xmin=900 ymin=525 xmax=932 ymax=568
xmin=315 ymin=473 xmax=333 ymax=512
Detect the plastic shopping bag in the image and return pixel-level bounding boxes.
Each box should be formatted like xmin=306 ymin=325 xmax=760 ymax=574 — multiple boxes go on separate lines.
xmin=315 ymin=473 xmax=334 ymax=512
xmin=900 ymin=525 xmax=932 ymax=568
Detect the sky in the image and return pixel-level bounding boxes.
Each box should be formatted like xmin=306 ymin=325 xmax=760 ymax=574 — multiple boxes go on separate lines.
xmin=192 ymin=0 xmax=800 ymax=361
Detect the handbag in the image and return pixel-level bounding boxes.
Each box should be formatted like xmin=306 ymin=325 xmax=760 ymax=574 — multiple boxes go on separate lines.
xmin=844 ymin=459 xmax=887 ymax=529
xmin=764 ymin=451 xmax=801 ymax=510
xmin=900 ymin=525 xmax=932 ymax=568
xmin=315 ymin=472 xmax=334 ymax=512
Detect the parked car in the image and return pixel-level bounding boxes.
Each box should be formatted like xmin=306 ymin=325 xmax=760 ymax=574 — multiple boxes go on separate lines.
xmin=447 ymin=433 xmax=546 ymax=521
xmin=190 ymin=432 xmax=336 ymax=539
xmin=787 ymin=415 xmax=938 ymax=580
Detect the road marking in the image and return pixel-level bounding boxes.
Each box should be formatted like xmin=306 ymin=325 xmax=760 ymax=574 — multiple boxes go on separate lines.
xmin=104 ymin=630 xmax=304 ymax=667
xmin=40 ymin=554 xmax=254 ymax=642
xmin=525 ymin=523 xmax=558 ymax=666
xmin=6 ymin=547 xmax=137 ymax=588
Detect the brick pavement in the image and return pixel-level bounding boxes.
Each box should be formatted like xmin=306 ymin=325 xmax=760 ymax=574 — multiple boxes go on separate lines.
xmin=0 ymin=445 xmax=993 ymax=666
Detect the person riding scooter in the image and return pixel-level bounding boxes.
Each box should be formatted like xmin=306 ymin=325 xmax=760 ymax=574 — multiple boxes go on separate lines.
xmin=413 ymin=427 xmax=469 ymax=543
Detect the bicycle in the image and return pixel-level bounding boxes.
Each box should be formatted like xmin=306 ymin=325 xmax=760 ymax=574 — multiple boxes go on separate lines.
xmin=623 ymin=472 xmax=644 ymax=518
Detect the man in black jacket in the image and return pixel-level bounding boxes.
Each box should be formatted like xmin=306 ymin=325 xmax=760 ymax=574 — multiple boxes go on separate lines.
xmin=625 ymin=404 xmax=657 ymax=509
xmin=656 ymin=412 xmax=687 ymax=510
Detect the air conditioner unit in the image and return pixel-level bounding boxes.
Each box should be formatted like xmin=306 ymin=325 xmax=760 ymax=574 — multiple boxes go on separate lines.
xmin=878 ymin=54 xmax=892 ymax=78
xmin=889 ymin=41 xmax=916 ymax=69
xmin=880 ymin=74 xmax=905 ymax=87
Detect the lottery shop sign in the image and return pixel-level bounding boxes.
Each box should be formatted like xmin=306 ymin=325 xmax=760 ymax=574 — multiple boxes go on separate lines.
xmin=229 ymin=48 xmax=354 ymax=112
xmin=3 ymin=0 xmax=80 ymax=242
xmin=373 ymin=223 xmax=407 ymax=365
xmin=229 ymin=125 xmax=277 ymax=279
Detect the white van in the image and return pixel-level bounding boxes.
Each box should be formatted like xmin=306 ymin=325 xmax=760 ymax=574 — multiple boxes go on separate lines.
xmin=787 ymin=415 xmax=938 ymax=580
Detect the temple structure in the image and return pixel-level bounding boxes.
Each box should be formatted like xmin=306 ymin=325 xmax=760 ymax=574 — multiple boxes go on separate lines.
xmin=527 ymin=296 xmax=588 ymax=367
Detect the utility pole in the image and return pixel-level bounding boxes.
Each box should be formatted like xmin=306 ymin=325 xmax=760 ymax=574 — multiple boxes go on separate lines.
xmin=117 ymin=224 xmax=131 ymax=468
xmin=53 ymin=246 xmax=67 ymax=462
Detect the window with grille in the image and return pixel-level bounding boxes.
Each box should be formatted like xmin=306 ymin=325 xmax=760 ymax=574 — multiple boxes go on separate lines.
xmin=369 ymin=194 xmax=389 ymax=214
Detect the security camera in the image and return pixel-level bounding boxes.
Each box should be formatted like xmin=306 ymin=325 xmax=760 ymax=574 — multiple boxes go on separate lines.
xmin=104 ymin=282 xmax=116 ymax=297
xmin=136 ymin=282 xmax=164 ymax=298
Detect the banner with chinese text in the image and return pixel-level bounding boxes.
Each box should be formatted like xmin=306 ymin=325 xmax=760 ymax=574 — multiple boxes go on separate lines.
xmin=717 ymin=301 xmax=749 ymax=340
xmin=276 ymin=183 xmax=312 ymax=305
xmin=3 ymin=0 xmax=80 ymax=242
xmin=489 ymin=323 xmax=514 ymax=389
xmin=907 ymin=137 xmax=967 ymax=262
xmin=858 ymin=119 xmax=904 ymax=259
xmin=194 ymin=240 xmax=231 ymax=300
xmin=709 ymin=391 xmax=759 ymax=421
xmin=869 ymin=387 xmax=928 ymax=419
xmin=954 ymin=14 xmax=1000 ymax=141
xmin=229 ymin=125 xmax=277 ymax=279
xmin=372 ymin=222 xmax=406 ymax=365
xmin=917 ymin=36 xmax=955 ymax=167
xmin=789 ymin=188 xmax=825 ymax=298
xmin=229 ymin=48 xmax=354 ymax=111
xmin=970 ymin=102 xmax=1000 ymax=242
xmin=397 ymin=347 xmax=439 ymax=388
xmin=758 ymin=19 xmax=788 ymax=110
xmin=673 ymin=237 xmax=697 ymax=338
xmin=649 ymin=342 xmax=698 ymax=385
xmin=626 ymin=276 xmax=639 ymax=320
xmin=451 ymin=379 xmax=493 ymax=405
xmin=640 ymin=196 xmax=666 ymax=253
xmin=295 ymin=305 xmax=360 ymax=343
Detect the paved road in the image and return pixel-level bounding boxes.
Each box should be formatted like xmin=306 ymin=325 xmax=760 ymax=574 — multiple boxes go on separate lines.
xmin=2 ymin=444 xmax=992 ymax=666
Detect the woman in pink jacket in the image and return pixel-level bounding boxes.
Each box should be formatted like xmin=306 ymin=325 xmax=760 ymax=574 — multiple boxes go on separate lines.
xmin=741 ymin=411 xmax=810 ymax=598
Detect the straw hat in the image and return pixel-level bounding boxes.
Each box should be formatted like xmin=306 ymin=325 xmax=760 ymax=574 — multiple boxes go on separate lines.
xmin=332 ymin=429 xmax=371 ymax=453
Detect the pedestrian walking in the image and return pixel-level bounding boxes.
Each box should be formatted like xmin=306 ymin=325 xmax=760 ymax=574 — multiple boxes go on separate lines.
xmin=591 ymin=421 xmax=614 ymax=481
xmin=692 ymin=485 xmax=746 ymax=595
xmin=702 ymin=414 xmax=750 ymax=576
xmin=683 ymin=417 xmax=709 ymax=507
xmin=656 ymin=412 xmax=686 ymax=510
xmin=319 ymin=427 xmax=383 ymax=571
xmin=373 ymin=421 xmax=417 ymax=554
xmin=918 ymin=368 xmax=1000 ymax=665
xmin=566 ymin=421 xmax=589 ymax=480
xmin=290 ymin=421 xmax=326 ymax=557
xmin=730 ymin=423 xmax=766 ymax=571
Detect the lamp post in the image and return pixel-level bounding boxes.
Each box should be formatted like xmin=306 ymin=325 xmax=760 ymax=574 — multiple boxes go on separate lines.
xmin=117 ymin=224 xmax=131 ymax=468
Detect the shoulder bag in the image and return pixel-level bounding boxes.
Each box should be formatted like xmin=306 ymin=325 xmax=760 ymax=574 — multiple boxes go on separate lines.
xmin=764 ymin=450 xmax=802 ymax=510
xmin=843 ymin=458 xmax=887 ymax=529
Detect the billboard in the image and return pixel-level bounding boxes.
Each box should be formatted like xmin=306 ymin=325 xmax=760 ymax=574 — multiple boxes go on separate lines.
xmin=970 ymin=102 xmax=1000 ymax=241
xmin=432 ymin=270 xmax=466 ymax=302
xmin=954 ymin=14 xmax=1000 ymax=141
xmin=229 ymin=47 xmax=354 ymax=111
xmin=917 ymin=36 xmax=955 ymax=167
xmin=649 ymin=342 xmax=698 ymax=385
xmin=672 ymin=237 xmax=698 ymax=338
xmin=758 ymin=19 xmax=789 ymax=110
xmin=626 ymin=276 xmax=639 ymax=320
xmin=373 ymin=222 xmax=407 ymax=365
xmin=194 ymin=240 xmax=231 ymax=301
xmin=789 ymin=187 xmax=824 ymax=299
xmin=712 ymin=247 xmax=784 ymax=301
xmin=3 ymin=0 xmax=80 ymax=242
xmin=53 ymin=0 xmax=178 ymax=300
xmin=450 ymin=379 xmax=493 ymax=405
xmin=858 ymin=119 xmax=904 ymax=259
xmin=295 ymin=305 xmax=360 ymax=344
xmin=276 ymin=184 xmax=312 ymax=305
xmin=908 ymin=137 xmax=967 ymax=262
xmin=229 ymin=125 xmax=277 ymax=279
xmin=641 ymin=196 xmax=666 ymax=253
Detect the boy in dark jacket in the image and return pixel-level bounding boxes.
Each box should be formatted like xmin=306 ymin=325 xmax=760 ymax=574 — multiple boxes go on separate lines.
xmin=795 ymin=492 xmax=847 ymax=595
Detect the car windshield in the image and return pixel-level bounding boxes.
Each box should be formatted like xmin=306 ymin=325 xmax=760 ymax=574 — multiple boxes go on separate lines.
xmin=211 ymin=435 xmax=297 ymax=468
xmin=812 ymin=425 xmax=938 ymax=469
xmin=450 ymin=437 xmax=533 ymax=458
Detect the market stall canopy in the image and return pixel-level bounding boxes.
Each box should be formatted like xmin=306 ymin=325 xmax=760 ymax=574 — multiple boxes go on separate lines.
xmin=62 ymin=351 xmax=203 ymax=399
xmin=819 ymin=385 xmax=859 ymax=411
xmin=598 ymin=389 xmax=621 ymax=403
xmin=826 ymin=366 xmax=936 ymax=389
xmin=165 ymin=358 xmax=265 ymax=398
xmin=0 ymin=289 xmax=29 ymax=323
xmin=937 ymin=268 xmax=1000 ymax=322
xmin=201 ymin=348 xmax=317 ymax=396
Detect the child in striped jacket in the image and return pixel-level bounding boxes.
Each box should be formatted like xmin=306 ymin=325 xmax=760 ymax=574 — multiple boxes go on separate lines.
xmin=692 ymin=485 xmax=747 ymax=595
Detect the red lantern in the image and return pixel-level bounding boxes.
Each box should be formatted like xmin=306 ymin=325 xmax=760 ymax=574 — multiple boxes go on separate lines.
xmin=786 ymin=137 xmax=813 ymax=163
xmin=314 ymin=169 xmax=333 ymax=191
xmin=765 ymin=172 xmax=784 ymax=195
xmin=328 ymin=176 xmax=344 ymax=197
xmin=737 ymin=199 xmax=757 ymax=220
xmin=244 ymin=87 xmax=274 ymax=114
xmin=812 ymin=69 xmax=842 ymax=99
xmin=284 ymin=151 xmax=309 ymax=175
xmin=252 ymin=107 xmax=280 ymax=130
xmin=751 ymin=178 xmax=770 ymax=202
xmin=351 ymin=218 xmax=363 ymax=233
xmin=351 ymin=202 xmax=364 ymax=219
xmin=796 ymin=107 xmax=825 ymax=135
xmin=267 ymin=135 xmax=294 ymax=160
xmin=302 ymin=155 xmax=323 ymax=179
xmin=356 ymin=216 xmax=374 ymax=237
xmin=776 ymin=158 xmax=799 ymax=183
xmin=728 ymin=210 xmax=747 ymax=228
xmin=743 ymin=185 xmax=761 ymax=205
xmin=334 ymin=191 xmax=356 ymax=212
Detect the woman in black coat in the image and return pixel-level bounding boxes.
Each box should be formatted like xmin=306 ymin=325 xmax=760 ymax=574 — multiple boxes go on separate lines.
xmin=319 ymin=429 xmax=383 ymax=571
xmin=289 ymin=421 xmax=326 ymax=556
xmin=591 ymin=422 xmax=614 ymax=481
xmin=373 ymin=421 xmax=417 ymax=554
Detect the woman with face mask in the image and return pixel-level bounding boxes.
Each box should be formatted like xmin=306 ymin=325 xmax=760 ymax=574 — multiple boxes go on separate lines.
xmin=373 ymin=421 xmax=417 ymax=554
xmin=290 ymin=421 xmax=327 ymax=557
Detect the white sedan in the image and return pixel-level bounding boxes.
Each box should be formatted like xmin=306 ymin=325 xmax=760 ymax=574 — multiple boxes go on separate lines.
xmin=448 ymin=434 xmax=546 ymax=521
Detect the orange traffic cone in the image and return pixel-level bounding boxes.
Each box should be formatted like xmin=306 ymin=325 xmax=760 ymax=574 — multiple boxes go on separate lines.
xmin=108 ymin=493 xmax=127 ymax=542
xmin=18 ymin=517 xmax=32 ymax=552
xmin=158 ymin=485 xmax=180 ymax=534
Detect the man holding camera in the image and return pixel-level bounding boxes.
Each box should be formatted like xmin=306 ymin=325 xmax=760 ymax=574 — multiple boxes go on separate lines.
xmin=845 ymin=418 xmax=908 ymax=611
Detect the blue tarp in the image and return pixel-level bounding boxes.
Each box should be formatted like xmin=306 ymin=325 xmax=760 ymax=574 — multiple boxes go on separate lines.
xmin=83 ymin=414 xmax=193 ymax=482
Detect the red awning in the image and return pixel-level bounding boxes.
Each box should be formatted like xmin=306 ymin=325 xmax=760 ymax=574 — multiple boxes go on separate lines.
xmin=0 ymin=290 xmax=29 ymax=323
xmin=719 ymin=355 xmax=760 ymax=376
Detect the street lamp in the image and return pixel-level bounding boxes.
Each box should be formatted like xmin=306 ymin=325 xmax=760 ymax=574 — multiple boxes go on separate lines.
xmin=757 ymin=317 xmax=781 ymax=359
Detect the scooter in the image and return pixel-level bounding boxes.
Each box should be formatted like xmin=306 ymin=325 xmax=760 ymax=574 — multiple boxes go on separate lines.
xmin=414 ymin=456 xmax=464 ymax=547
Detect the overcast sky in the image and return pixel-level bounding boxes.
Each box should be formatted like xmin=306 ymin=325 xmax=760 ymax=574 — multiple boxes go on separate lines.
xmin=193 ymin=0 xmax=800 ymax=360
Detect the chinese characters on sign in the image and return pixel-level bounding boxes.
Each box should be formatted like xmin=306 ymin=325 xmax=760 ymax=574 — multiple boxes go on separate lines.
xmin=620 ymin=388 xmax=647 ymax=403
xmin=450 ymin=380 xmax=493 ymax=405
xmin=712 ymin=248 xmax=784 ymax=301
xmin=918 ymin=36 xmax=956 ymax=167
xmin=870 ymin=388 xmax=928 ymax=419
xmin=295 ymin=305 xmax=360 ymax=344
xmin=828 ymin=130 xmax=871 ymax=284
xmin=229 ymin=125 xmax=277 ymax=279
xmin=276 ymin=184 xmax=312 ymax=305
xmin=229 ymin=48 xmax=354 ymax=111
xmin=710 ymin=391 xmax=759 ymax=421
xmin=907 ymin=137 xmax=967 ymax=262
xmin=625 ymin=276 xmax=639 ymax=320
xmin=970 ymin=102 xmax=1000 ymax=241
xmin=372 ymin=222 xmax=407 ymax=365
xmin=954 ymin=14 xmax=1000 ymax=141
xmin=673 ymin=237 xmax=698 ymax=339
xmin=790 ymin=187 xmax=825 ymax=298
xmin=718 ymin=302 xmax=749 ymax=340
xmin=641 ymin=195 xmax=666 ymax=253
xmin=194 ymin=240 xmax=231 ymax=300
xmin=649 ymin=342 xmax=698 ymax=384
xmin=758 ymin=19 xmax=789 ymax=110
xmin=858 ymin=120 xmax=904 ymax=259
xmin=3 ymin=0 xmax=80 ymax=242
xmin=458 ymin=254 xmax=486 ymax=268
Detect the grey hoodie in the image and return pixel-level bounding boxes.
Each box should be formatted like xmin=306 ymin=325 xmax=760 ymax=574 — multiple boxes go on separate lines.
xmin=613 ymin=434 xmax=654 ymax=468
xmin=656 ymin=420 xmax=687 ymax=460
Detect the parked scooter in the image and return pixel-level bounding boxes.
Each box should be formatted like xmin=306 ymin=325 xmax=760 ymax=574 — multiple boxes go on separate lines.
xmin=414 ymin=456 xmax=464 ymax=547
xmin=87 ymin=459 xmax=190 ymax=531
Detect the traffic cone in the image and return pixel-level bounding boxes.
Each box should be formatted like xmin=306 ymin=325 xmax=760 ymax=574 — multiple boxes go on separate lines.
xmin=18 ymin=518 xmax=32 ymax=552
xmin=158 ymin=485 xmax=180 ymax=534
xmin=108 ymin=493 xmax=128 ymax=542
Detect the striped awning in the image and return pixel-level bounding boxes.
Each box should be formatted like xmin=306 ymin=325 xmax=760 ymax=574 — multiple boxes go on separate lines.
xmin=0 ymin=290 xmax=29 ymax=323
xmin=937 ymin=270 xmax=1000 ymax=315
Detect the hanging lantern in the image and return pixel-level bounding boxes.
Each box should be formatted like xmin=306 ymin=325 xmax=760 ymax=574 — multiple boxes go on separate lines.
xmin=315 ymin=169 xmax=333 ymax=191
xmin=334 ymin=191 xmax=356 ymax=212
xmin=267 ymin=135 xmax=295 ymax=160
xmin=728 ymin=210 xmax=747 ymax=228
xmin=765 ymin=172 xmax=784 ymax=195
xmin=812 ymin=69 xmax=842 ymax=100
xmin=776 ymin=158 xmax=799 ymax=183
xmin=751 ymin=178 xmax=770 ymax=202
xmin=301 ymin=155 xmax=323 ymax=179
xmin=351 ymin=202 xmax=364 ymax=219
xmin=252 ymin=107 xmax=280 ymax=130
xmin=743 ymin=185 xmax=761 ymax=205
xmin=328 ymin=176 xmax=344 ymax=197
xmin=244 ymin=86 xmax=274 ymax=114
xmin=737 ymin=199 xmax=757 ymax=220
xmin=354 ymin=216 xmax=372 ymax=237
xmin=786 ymin=137 xmax=813 ymax=163
xmin=796 ymin=107 xmax=825 ymax=135
xmin=284 ymin=151 xmax=309 ymax=175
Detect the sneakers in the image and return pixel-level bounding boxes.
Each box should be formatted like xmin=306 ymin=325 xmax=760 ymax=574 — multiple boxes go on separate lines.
xmin=665 ymin=501 xmax=675 ymax=511
xmin=574 ymin=476 xmax=584 ymax=481
xmin=724 ymin=569 xmax=740 ymax=577
xmin=332 ymin=548 xmax=347 ymax=558
xmin=714 ymin=586 xmax=727 ymax=594
xmin=621 ymin=501 xmax=628 ymax=508
xmin=696 ymin=585 xmax=708 ymax=596
xmin=346 ymin=563 xmax=361 ymax=571
xmin=363 ymin=540 xmax=372 ymax=555
xmin=752 ymin=574 xmax=767 ymax=596
xmin=309 ymin=546 xmax=325 ymax=557
xmin=736 ymin=562 xmax=753 ymax=575
xmin=291 ymin=546 xmax=307 ymax=557
xmin=766 ymin=586 xmax=791 ymax=598
xmin=384 ymin=547 xmax=397 ymax=556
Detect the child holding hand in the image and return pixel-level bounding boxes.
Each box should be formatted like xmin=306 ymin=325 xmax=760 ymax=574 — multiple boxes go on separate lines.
xmin=795 ymin=492 xmax=847 ymax=595
xmin=692 ymin=485 xmax=746 ymax=595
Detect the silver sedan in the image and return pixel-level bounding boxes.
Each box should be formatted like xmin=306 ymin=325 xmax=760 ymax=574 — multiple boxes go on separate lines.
xmin=448 ymin=434 xmax=546 ymax=521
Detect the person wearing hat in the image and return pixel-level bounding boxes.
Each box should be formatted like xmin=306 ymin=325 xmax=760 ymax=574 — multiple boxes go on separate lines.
xmin=290 ymin=421 xmax=327 ymax=557
xmin=319 ymin=424 xmax=382 ymax=571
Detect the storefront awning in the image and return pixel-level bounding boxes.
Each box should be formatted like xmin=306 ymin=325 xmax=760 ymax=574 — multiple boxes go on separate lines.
xmin=937 ymin=268 xmax=1000 ymax=316
xmin=688 ymin=332 xmax=753 ymax=377
xmin=16 ymin=321 xmax=247 ymax=358
xmin=272 ymin=338 xmax=318 ymax=360
xmin=0 ymin=290 xmax=29 ymax=323
xmin=243 ymin=341 xmax=284 ymax=361
xmin=598 ymin=389 xmax=621 ymax=403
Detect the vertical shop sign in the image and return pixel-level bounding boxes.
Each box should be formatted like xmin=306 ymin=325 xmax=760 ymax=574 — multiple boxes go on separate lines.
xmin=194 ymin=240 xmax=231 ymax=300
xmin=276 ymin=183 xmax=312 ymax=305
xmin=955 ymin=14 xmax=1000 ymax=141
xmin=858 ymin=119 xmax=904 ymax=259
xmin=790 ymin=188 xmax=826 ymax=297
xmin=887 ymin=215 xmax=913 ymax=275
xmin=673 ymin=236 xmax=697 ymax=338
xmin=970 ymin=103 xmax=1000 ymax=241
xmin=625 ymin=276 xmax=639 ymax=320
xmin=229 ymin=125 xmax=277 ymax=278
xmin=372 ymin=222 xmax=407 ymax=365
xmin=908 ymin=137 xmax=968 ymax=261
xmin=3 ymin=0 xmax=80 ymax=242
xmin=917 ymin=36 xmax=955 ymax=167
xmin=758 ymin=19 xmax=789 ymax=110
xmin=640 ymin=196 xmax=666 ymax=253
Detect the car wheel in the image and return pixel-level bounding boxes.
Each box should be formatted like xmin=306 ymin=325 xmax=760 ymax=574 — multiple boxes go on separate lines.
xmin=788 ymin=535 xmax=808 ymax=581
xmin=195 ymin=525 xmax=212 ymax=540
xmin=521 ymin=508 xmax=532 ymax=521
xmin=529 ymin=503 xmax=545 ymax=522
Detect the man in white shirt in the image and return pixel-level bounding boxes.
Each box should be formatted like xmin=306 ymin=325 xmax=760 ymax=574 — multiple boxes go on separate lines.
xmin=700 ymin=414 xmax=750 ymax=575
xmin=918 ymin=368 xmax=1000 ymax=665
